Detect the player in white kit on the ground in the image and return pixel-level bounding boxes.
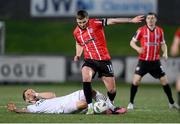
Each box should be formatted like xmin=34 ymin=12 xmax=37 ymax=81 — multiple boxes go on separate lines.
xmin=7 ymin=89 xmax=127 ymax=114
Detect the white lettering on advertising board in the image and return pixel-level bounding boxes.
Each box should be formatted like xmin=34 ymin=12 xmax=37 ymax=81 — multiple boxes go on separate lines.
xmin=31 ymin=0 xmax=157 ymax=17
xmin=0 ymin=56 xmax=66 ymax=82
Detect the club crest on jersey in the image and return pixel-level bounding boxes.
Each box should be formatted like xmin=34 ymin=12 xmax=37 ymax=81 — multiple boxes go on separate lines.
xmin=89 ymin=28 xmax=93 ymax=33
xmin=155 ymin=35 xmax=160 ymax=39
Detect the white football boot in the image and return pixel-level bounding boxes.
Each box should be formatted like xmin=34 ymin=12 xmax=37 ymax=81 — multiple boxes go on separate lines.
xmin=86 ymin=103 xmax=94 ymax=115
xmin=127 ymin=103 xmax=134 ymax=110
xmin=169 ymin=102 xmax=180 ymax=109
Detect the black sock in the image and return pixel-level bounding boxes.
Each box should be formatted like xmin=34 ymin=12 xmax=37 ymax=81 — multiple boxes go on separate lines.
xmin=162 ymin=84 xmax=174 ymax=104
xmin=178 ymin=92 xmax=180 ymax=107
xmin=130 ymin=84 xmax=138 ymax=104
xmin=107 ymin=91 xmax=116 ymax=102
xmin=83 ymin=82 xmax=92 ymax=104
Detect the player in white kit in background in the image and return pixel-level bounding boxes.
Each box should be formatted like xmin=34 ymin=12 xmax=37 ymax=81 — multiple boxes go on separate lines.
xmin=7 ymin=89 xmax=127 ymax=114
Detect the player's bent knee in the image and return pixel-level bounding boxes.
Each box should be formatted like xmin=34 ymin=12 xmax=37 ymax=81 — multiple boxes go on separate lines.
xmin=82 ymin=77 xmax=92 ymax=82
xmin=108 ymin=89 xmax=116 ymax=93
xmin=160 ymin=76 xmax=168 ymax=85
xmin=77 ymin=101 xmax=87 ymax=110
xmin=132 ymin=80 xmax=140 ymax=85
xmin=132 ymin=74 xmax=141 ymax=85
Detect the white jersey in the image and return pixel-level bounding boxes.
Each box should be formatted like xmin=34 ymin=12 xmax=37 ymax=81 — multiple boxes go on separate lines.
xmin=27 ymin=90 xmax=85 ymax=114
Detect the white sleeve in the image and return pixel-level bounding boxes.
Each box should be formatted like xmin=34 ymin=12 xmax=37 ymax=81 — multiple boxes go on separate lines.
xmin=132 ymin=29 xmax=141 ymax=42
xmin=95 ymin=18 xmax=107 ymax=27
xmin=132 ymin=37 xmax=138 ymax=42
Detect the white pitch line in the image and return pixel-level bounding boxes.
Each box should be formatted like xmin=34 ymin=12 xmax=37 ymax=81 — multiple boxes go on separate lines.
xmin=9 ymin=101 xmax=24 ymax=104
xmin=134 ymin=109 xmax=152 ymax=112
xmin=0 ymin=105 xmax=25 ymax=108
xmin=128 ymin=109 xmax=178 ymax=112
xmin=0 ymin=106 xmax=6 ymax=108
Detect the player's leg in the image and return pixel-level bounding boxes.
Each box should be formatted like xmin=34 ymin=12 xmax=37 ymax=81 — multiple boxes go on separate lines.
xmin=128 ymin=60 xmax=146 ymax=110
xmin=151 ymin=61 xmax=179 ymax=109
xmin=102 ymin=76 xmax=116 ymax=102
xmin=101 ymin=76 xmax=116 ymax=110
xmin=95 ymin=60 xmax=122 ymax=112
xmin=82 ymin=66 xmax=95 ymax=114
xmin=127 ymin=74 xmax=142 ymax=110
xmin=97 ymin=60 xmax=116 ymax=103
xmin=160 ymin=75 xmax=173 ymax=103
xmin=159 ymin=75 xmax=179 ymax=109
xmin=100 ymin=77 xmax=127 ymax=114
xmin=176 ymin=77 xmax=180 ymax=108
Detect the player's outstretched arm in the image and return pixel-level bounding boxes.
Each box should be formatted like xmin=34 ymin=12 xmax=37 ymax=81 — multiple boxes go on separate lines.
xmin=107 ymin=15 xmax=144 ymax=25
xmin=7 ymin=102 xmax=29 ymax=113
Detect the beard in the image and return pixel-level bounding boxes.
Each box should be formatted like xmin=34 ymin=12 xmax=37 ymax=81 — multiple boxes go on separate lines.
xmin=78 ymin=25 xmax=87 ymax=30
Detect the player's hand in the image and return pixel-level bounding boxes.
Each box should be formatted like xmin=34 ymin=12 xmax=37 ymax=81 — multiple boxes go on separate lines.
xmin=136 ymin=47 xmax=144 ymax=54
xmin=73 ymin=55 xmax=80 ymax=62
xmin=162 ymin=53 xmax=168 ymax=61
xmin=131 ymin=15 xmax=144 ymax=23
xmin=26 ymin=89 xmax=37 ymax=98
xmin=31 ymin=90 xmax=36 ymax=97
xmin=7 ymin=102 xmax=17 ymax=112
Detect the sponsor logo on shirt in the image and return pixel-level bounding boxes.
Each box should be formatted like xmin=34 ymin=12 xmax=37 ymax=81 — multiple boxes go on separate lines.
xmin=146 ymin=42 xmax=159 ymax=46
xmin=82 ymin=38 xmax=95 ymax=45
xmin=89 ymin=28 xmax=93 ymax=33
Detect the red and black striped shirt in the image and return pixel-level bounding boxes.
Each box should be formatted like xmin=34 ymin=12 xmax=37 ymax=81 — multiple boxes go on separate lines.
xmin=132 ymin=25 xmax=165 ymax=61
xmin=73 ymin=18 xmax=111 ymax=60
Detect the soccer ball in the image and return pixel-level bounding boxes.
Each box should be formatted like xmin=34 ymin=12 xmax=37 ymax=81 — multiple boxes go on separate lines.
xmin=93 ymin=101 xmax=109 ymax=114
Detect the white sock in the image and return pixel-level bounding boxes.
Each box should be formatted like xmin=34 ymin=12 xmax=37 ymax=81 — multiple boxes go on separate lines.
xmin=88 ymin=103 xmax=93 ymax=109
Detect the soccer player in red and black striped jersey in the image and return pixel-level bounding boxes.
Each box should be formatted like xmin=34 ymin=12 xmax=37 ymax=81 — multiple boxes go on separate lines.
xmin=73 ymin=10 xmax=144 ymax=114
xmin=127 ymin=12 xmax=180 ymax=110
xmin=171 ymin=28 xmax=180 ymax=109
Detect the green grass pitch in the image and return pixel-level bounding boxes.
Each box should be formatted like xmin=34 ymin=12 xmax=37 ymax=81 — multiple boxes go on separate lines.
xmin=0 ymin=82 xmax=179 ymax=123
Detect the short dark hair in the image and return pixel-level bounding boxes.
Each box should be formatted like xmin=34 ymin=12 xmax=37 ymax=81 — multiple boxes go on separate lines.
xmin=76 ymin=10 xmax=88 ymax=19
xmin=146 ymin=12 xmax=157 ymax=19
xmin=22 ymin=89 xmax=28 ymax=101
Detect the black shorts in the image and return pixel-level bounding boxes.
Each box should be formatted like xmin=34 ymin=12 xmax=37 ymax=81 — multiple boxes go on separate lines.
xmin=135 ymin=60 xmax=165 ymax=79
xmin=82 ymin=59 xmax=114 ymax=78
